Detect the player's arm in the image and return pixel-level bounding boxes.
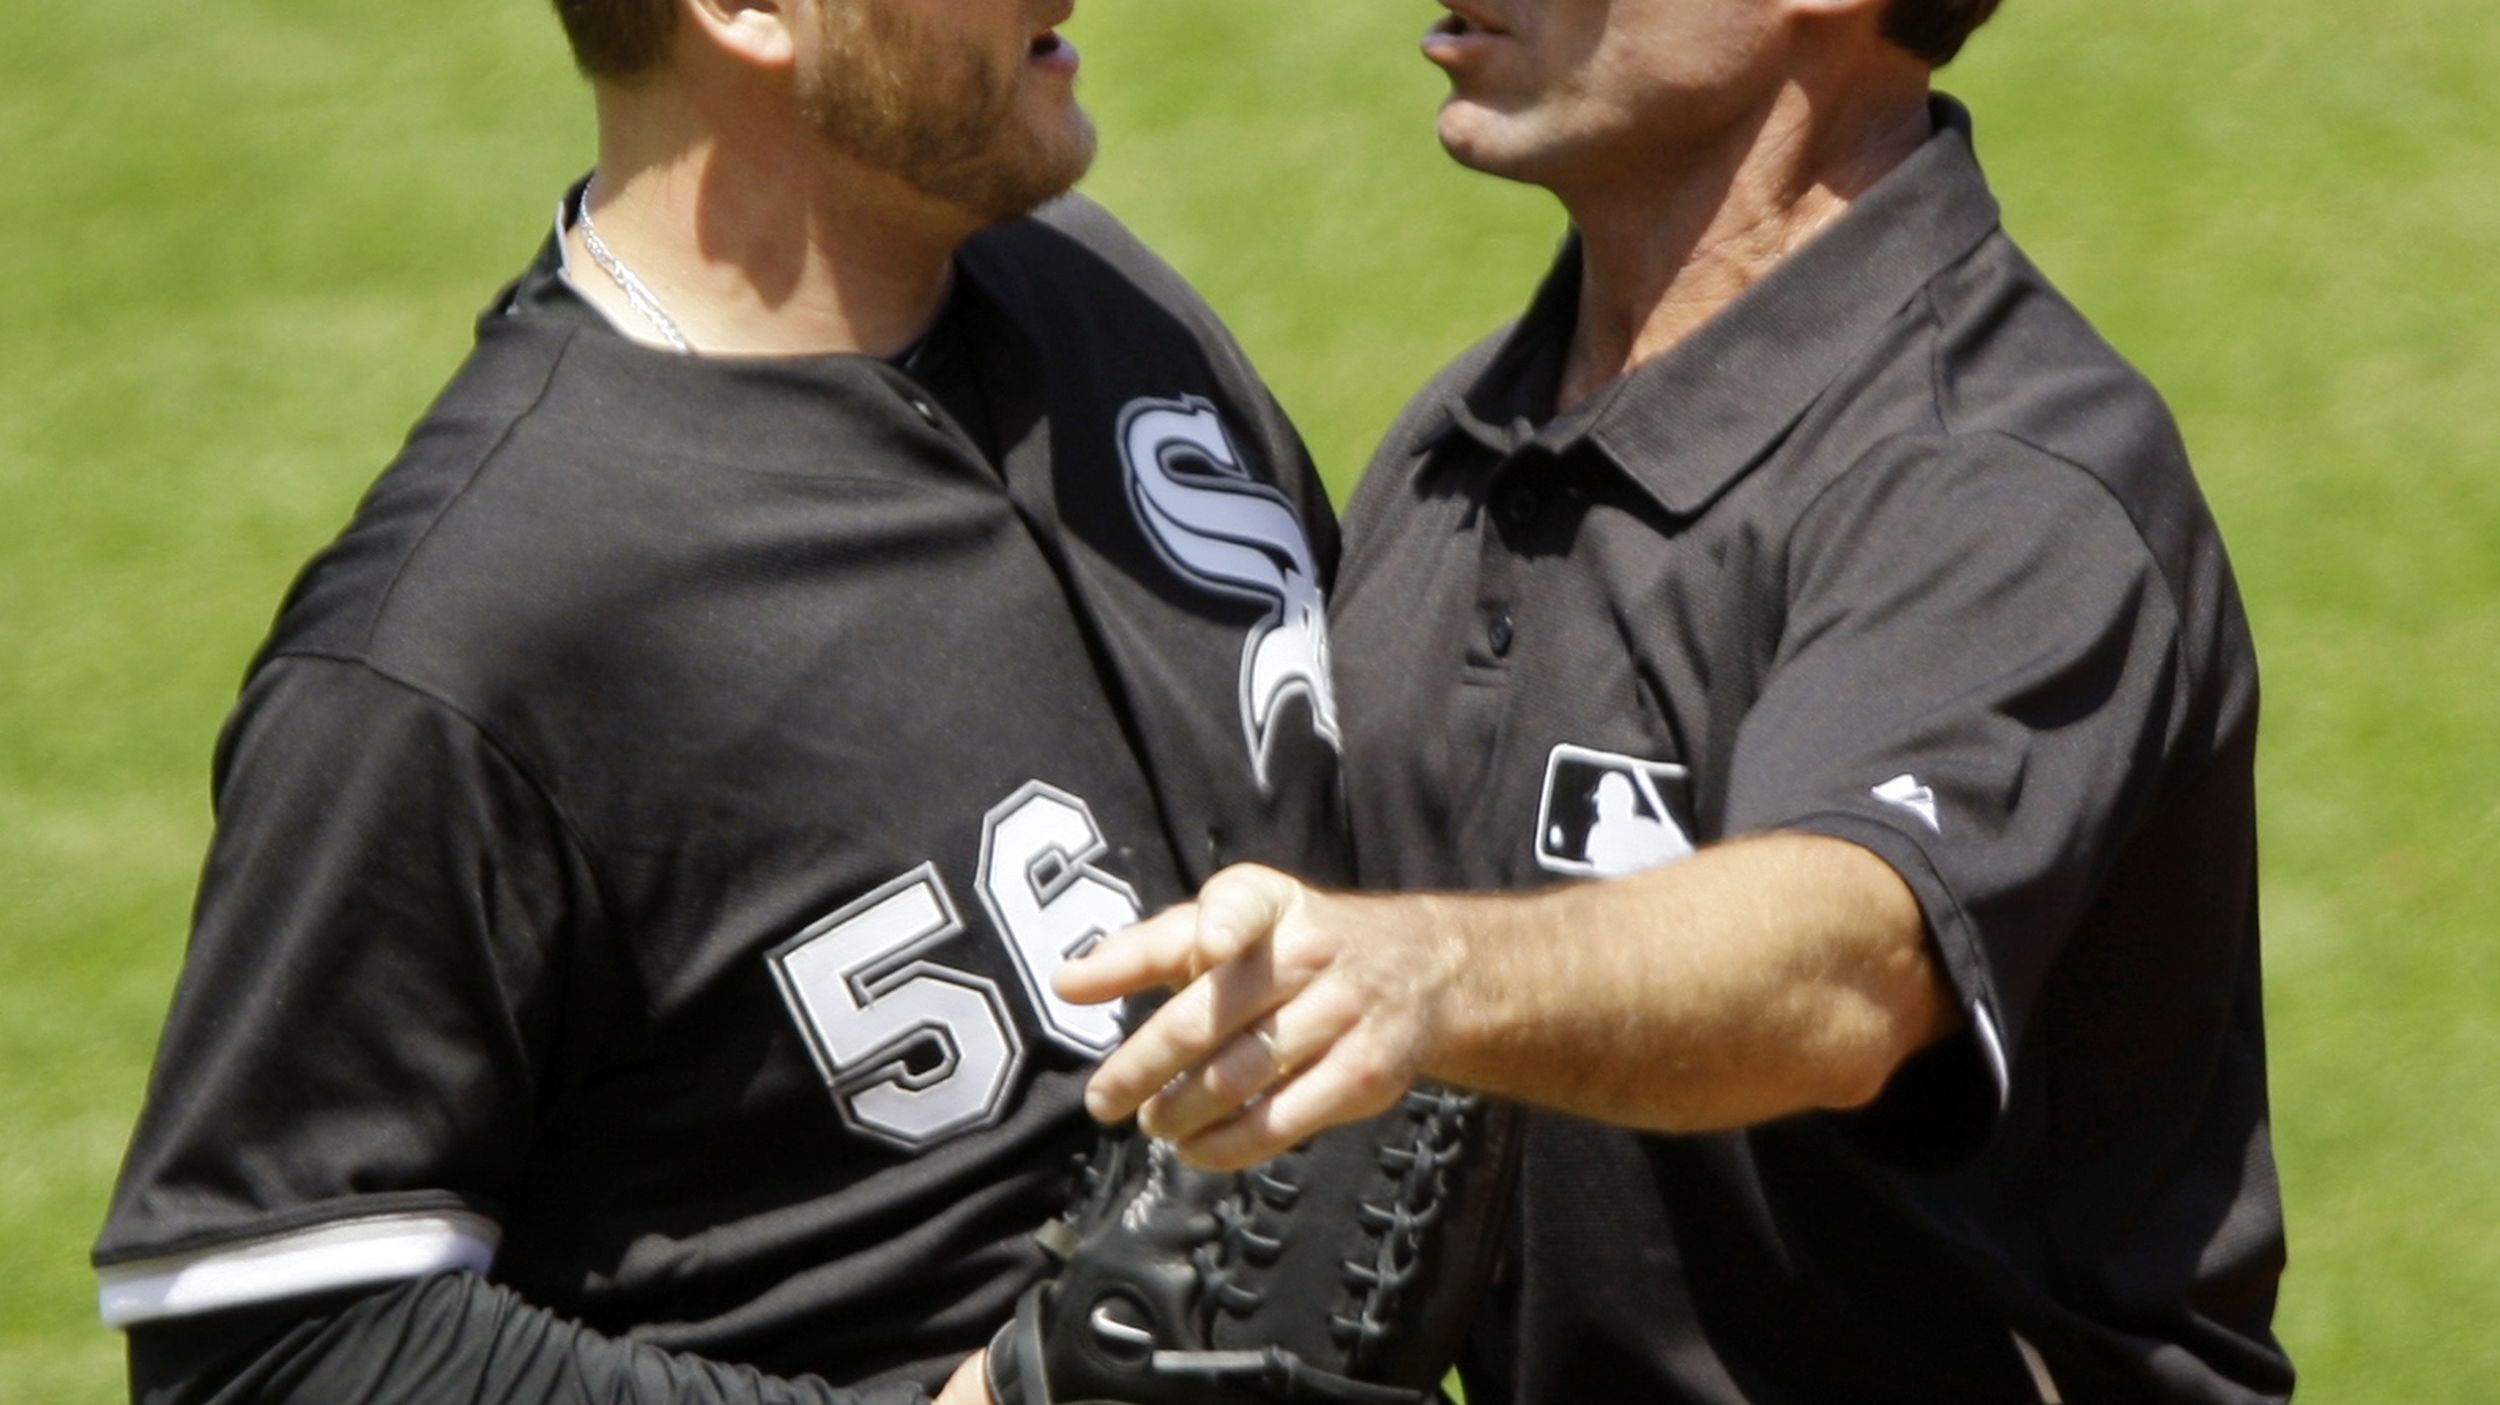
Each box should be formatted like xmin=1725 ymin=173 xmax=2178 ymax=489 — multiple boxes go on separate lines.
xmin=98 ymin=658 xmax=995 ymax=1405
xmin=126 ymin=1273 xmax=987 ymax=1405
xmin=1062 ymin=835 xmax=1952 ymax=1168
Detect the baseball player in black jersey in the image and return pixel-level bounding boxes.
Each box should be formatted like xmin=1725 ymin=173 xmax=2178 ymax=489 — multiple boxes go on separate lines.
xmin=92 ymin=1 xmax=1351 ymax=1401
xmin=1062 ymin=0 xmax=2292 ymax=1401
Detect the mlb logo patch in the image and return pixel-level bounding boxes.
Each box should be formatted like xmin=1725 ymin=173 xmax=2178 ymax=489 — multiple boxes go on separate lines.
xmin=1535 ymin=744 xmax=1696 ymax=878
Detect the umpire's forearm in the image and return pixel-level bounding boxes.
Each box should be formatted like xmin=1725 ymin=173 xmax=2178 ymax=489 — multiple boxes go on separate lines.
xmin=127 ymin=1271 xmax=933 ymax=1405
xmin=1067 ymin=833 xmax=1959 ymax=1167
xmin=1423 ymin=833 xmax=1957 ymax=1132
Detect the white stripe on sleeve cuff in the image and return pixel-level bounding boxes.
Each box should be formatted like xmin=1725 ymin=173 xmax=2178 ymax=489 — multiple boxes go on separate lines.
xmin=1971 ymin=1000 xmax=2012 ymax=1113
xmin=98 ymin=1210 xmax=501 ymax=1328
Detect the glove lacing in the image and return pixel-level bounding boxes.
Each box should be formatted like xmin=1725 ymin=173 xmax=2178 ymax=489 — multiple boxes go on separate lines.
xmin=1195 ymin=1167 xmax=1296 ymax=1315
xmin=1178 ymin=1086 xmax=1481 ymax=1373
xmin=1329 ymin=1087 xmax=1478 ymax=1372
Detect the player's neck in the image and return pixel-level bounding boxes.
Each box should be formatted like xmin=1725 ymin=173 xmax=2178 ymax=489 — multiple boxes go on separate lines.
xmin=1554 ymin=75 xmax=1930 ymax=415
xmin=567 ymin=91 xmax=985 ymax=359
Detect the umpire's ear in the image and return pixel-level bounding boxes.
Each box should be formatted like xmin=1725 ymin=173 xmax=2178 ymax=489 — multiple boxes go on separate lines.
xmin=1769 ymin=0 xmax=1940 ymax=83
xmin=679 ymin=0 xmax=799 ymax=73
xmin=1777 ymin=0 xmax=1891 ymax=17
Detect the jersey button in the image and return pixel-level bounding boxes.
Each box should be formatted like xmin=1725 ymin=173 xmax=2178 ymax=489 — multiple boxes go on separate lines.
xmin=1487 ymin=611 xmax=1516 ymax=658
xmin=1498 ymin=485 xmax=1542 ymax=531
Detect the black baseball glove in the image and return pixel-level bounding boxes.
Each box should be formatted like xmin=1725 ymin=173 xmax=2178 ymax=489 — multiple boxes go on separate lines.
xmin=985 ymin=1085 xmax=1519 ymax=1405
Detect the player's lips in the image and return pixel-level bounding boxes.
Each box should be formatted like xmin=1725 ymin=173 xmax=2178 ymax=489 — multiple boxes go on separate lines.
xmin=1424 ymin=1 xmax=1515 ymax=66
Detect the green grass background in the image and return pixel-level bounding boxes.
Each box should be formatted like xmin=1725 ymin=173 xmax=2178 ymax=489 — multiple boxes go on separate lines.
xmin=5 ymin=0 xmax=2492 ymax=1398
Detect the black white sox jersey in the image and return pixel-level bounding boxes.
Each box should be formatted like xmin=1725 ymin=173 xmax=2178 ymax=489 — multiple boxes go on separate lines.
xmin=94 ymin=193 xmax=1350 ymax=1393
xmin=1337 ymin=102 xmax=2289 ymax=1403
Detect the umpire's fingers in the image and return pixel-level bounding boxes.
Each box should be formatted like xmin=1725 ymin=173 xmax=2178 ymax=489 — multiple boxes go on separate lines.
xmin=1174 ymin=1028 xmax=1417 ymax=1171
xmin=1082 ymin=929 xmax=1295 ymax=1124
xmin=1053 ymin=864 xmax=1297 ymax=1004
xmin=1183 ymin=863 xmax=1307 ymax=982
xmin=1137 ymin=978 xmax=1365 ymax=1142
xmin=1053 ymin=902 xmax=1200 ymax=1006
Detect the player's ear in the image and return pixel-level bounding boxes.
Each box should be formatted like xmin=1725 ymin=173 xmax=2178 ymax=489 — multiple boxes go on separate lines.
xmin=681 ymin=0 xmax=799 ymax=71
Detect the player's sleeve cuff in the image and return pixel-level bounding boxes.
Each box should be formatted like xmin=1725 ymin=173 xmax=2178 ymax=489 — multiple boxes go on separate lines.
xmin=98 ymin=1210 xmax=501 ymax=1329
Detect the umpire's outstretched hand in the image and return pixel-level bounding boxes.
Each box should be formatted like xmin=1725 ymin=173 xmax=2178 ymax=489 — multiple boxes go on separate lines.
xmin=1057 ymin=865 xmax=1462 ymax=1170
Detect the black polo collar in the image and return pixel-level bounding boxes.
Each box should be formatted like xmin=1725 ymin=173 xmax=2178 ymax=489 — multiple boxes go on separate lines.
xmin=1437 ymin=96 xmax=2003 ymax=516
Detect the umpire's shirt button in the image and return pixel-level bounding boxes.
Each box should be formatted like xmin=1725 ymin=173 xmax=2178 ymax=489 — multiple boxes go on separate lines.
xmin=908 ymin=397 xmax=941 ymax=428
xmin=1498 ymin=485 xmax=1542 ymax=531
xmin=1488 ymin=612 xmax=1516 ymax=658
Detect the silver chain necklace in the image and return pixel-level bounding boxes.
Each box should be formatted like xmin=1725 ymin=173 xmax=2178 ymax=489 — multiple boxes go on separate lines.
xmin=576 ymin=180 xmax=693 ymax=354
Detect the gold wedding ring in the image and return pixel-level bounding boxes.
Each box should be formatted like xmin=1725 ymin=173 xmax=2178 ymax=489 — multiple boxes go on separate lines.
xmin=1252 ymin=1025 xmax=1291 ymax=1079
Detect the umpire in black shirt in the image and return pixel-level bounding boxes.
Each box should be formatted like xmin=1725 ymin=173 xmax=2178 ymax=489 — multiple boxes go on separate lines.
xmin=1063 ymin=0 xmax=2292 ymax=1400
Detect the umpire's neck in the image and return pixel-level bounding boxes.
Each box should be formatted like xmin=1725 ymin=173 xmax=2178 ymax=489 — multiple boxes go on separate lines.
xmin=1520 ymin=7 xmax=1934 ymax=414
xmin=561 ymin=20 xmax=991 ymax=358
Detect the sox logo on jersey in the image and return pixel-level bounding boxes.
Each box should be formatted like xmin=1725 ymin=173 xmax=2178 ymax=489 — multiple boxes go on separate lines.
xmin=1117 ymin=395 xmax=1342 ymax=788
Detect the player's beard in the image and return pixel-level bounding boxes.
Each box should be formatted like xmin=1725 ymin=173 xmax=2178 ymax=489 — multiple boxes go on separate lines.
xmin=797 ymin=0 xmax=1097 ymax=224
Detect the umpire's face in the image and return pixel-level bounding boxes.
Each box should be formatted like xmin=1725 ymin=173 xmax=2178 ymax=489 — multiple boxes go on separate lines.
xmin=795 ymin=0 xmax=1096 ymax=221
xmin=1422 ymin=0 xmax=1796 ymax=194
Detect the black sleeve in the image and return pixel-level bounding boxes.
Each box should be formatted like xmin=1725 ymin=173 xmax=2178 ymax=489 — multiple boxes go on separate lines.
xmin=1720 ymin=433 xmax=2191 ymax=1151
xmin=127 ymin=1273 xmax=933 ymax=1405
xmin=95 ymin=654 xmax=592 ymax=1314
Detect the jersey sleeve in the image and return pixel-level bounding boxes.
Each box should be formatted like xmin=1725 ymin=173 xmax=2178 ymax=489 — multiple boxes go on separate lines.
xmin=1718 ymin=432 xmax=2194 ymax=1153
xmin=127 ymin=1273 xmax=935 ymax=1405
xmin=94 ymin=653 xmax=597 ymax=1326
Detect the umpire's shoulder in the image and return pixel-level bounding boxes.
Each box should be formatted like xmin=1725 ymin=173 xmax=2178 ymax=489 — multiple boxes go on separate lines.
xmin=1388 ymin=322 xmax=1513 ymax=461
xmin=1345 ymin=322 xmax=1517 ymax=530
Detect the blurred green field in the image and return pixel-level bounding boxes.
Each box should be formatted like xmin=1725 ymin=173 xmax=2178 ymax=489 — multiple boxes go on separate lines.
xmin=5 ymin=0 xmax=2493 ymax=1400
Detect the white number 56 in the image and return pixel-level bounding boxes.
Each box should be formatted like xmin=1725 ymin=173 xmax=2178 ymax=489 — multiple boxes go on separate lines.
xmin=768 ymin=783 xmax=1144 ymax=1150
